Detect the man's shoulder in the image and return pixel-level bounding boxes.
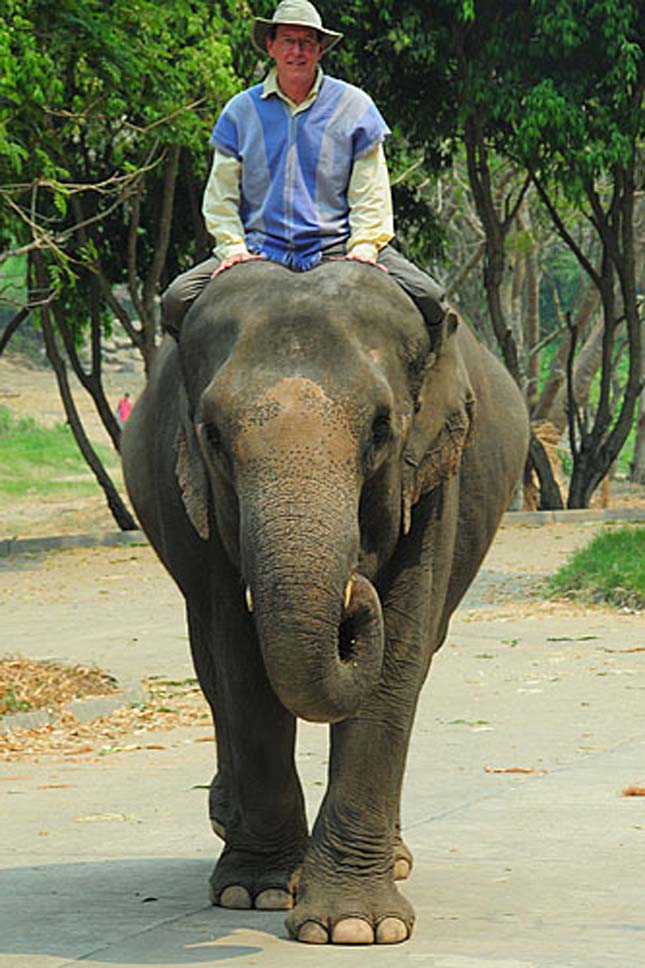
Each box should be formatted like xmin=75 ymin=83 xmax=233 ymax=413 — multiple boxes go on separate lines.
xmin=321 ymin=75 xmax=375 ymax=105
xmin=222 ymin=82 xmax=264 ymax=115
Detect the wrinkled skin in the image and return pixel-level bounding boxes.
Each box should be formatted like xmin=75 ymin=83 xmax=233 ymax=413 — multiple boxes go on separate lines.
xmin=122 ymin=261 xmax=529 ymax=945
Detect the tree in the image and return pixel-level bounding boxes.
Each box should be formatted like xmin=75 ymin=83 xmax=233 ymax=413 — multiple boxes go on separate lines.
xmin=332 ymin=0 xmax=642 ymax=507
xmin=1 ymin=0 xmax=246 ymax=527
xmin=512 ymin=0 xmax=642 ymax=506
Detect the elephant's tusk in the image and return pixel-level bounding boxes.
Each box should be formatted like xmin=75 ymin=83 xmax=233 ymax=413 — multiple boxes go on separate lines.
xmin=402 ymin=494 xmax=413 ymax=536
xmin=245 ymin=586 xmax=254 ymax=613
xmin=344 ymin=577 xmax=354 ymax=611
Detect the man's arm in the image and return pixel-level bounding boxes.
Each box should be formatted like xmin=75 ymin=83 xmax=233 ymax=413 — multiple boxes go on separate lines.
xmin=202 ymin=151 xmax=264 ymax=274
xmin=202 ymin=150 xmax=248 ymax=257
xmin=346 ymin=144 xmax=394 ymax=264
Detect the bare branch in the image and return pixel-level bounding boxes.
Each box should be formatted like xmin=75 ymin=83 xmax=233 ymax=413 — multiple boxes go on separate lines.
xmin=531 ymin=174 xmax=601 ymax=287
xmin=502 ymin=173 xmax=532 ymax=232
xmin=445 ymin=241 xmax=485 ymax=298
xmin=40 ymin=97 xmax=206 ymax=136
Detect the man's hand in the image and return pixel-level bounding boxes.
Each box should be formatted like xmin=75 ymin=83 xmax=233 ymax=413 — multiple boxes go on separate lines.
xmin=211 ymin=252 xmax=265 ymax=278
xmin=341 ymin=251 xmax=388 ymax=272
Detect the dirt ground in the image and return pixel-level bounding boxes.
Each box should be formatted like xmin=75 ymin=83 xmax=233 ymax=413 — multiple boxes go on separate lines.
xmin=2 ymin=359 xmax=644 ymax=966
xmin=1 ymin=351 xmax=643 ymax=541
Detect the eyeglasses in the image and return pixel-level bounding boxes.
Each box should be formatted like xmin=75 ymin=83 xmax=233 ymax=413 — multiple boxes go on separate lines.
xmin=276 ymin=36 xmax=320 ymax=53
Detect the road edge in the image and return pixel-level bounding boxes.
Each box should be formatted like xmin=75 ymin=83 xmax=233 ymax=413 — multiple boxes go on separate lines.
xmin=2 ymin=508 xmax=644 ymax=557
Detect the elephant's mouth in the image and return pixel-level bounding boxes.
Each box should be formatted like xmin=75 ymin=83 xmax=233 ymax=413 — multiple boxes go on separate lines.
xmin=338 ymin=573 xmax=382 ymax=667
xmin=254 ymin=570 xmax=385 ymax=724
xmin=304 ymin=572 xmax=384 ymax=723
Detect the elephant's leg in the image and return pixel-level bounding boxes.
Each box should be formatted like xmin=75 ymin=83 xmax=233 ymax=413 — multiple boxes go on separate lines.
xmin=286 ymin=505 xmax=446 ymax=945
xmin=286 ymin=710 xmax=417 ymax=945
xmin=209 ymin=677 xmax=309 ymax=910
xmin=188 ymin=601 xmax=309 ymax=911
xmin=185 ymin=606 xmax=233 ymax=841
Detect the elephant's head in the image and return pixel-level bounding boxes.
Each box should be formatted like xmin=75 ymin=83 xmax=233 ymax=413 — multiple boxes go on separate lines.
xmin=174 ymin=261 xmax=474 ymax=722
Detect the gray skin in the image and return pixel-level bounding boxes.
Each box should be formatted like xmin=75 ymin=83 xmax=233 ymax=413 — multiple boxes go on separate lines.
xmin=122 ymin=260 xmax=529 ymax=946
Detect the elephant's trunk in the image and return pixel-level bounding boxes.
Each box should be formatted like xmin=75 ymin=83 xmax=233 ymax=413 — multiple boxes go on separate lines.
xmin=241 ymin=482 xmax=385 ymax=723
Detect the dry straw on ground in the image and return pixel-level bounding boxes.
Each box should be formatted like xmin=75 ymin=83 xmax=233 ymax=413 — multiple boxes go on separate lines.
xmin=0 ymin=659 xmax=212 ymax=761
xmin=0 ymin=657 xmax=118 ymax=716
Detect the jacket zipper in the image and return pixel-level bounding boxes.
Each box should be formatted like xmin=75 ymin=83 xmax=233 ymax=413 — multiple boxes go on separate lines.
xmin=285 ymin=112 xmax=298 ymax=266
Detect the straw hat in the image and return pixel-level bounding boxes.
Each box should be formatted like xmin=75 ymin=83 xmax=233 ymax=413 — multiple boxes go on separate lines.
xmin=252 ymin=0 xmax=343 ymax=54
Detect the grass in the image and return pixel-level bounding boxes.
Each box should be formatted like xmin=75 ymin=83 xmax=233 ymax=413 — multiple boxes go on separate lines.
xmin=546 ymin=525 xmax=645 ymax=610
xmin=0 ymin=405 xmax=117 ymax=498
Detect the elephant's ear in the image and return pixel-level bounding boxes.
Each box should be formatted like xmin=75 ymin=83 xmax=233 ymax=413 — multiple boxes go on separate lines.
xmin=402 ymin=311 xmax=476 ymax=534
xmin=174 ymin=388 xmax=210 ymax=541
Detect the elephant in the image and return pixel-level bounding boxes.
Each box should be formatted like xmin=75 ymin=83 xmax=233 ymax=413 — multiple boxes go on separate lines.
xmin=121 ymin=259 xmax=529 ymax=946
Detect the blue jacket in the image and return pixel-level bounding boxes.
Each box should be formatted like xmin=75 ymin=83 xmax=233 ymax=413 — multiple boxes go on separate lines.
xmin=210 ymin=75 xmax=390 ymax=270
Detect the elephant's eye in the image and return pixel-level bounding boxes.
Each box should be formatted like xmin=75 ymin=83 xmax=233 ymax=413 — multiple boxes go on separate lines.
xmin=203 ymin=422 xmax=223 ymax=452
xmin=371 ymin=413 xmax=392 ymax=449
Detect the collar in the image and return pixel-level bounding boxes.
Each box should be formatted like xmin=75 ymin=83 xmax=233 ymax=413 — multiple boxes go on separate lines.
xmin=262 ymin=66 xmax=323 ymax=114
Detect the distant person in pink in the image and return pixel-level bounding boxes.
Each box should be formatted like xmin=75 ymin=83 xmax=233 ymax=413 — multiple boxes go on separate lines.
xmin=116 ymin=392 xmax=132 ymax=428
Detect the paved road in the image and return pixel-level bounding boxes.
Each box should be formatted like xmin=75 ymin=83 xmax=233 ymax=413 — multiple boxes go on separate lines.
xmin=1 ymin=522 xmax=643 ymax=967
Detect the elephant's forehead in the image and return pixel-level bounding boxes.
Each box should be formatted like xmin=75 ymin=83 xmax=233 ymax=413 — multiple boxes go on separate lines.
xmin=261 ymin=376 xmax=336 ymax=411
xmin=247 ymin=377 xmax=351 ymax=429
xmin=235 ymin=377 xmax=357 ymax=459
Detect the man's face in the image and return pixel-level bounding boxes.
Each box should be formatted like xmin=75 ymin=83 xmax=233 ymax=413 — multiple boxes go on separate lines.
xmin=266 ymin=25 xmax=324 ymax=89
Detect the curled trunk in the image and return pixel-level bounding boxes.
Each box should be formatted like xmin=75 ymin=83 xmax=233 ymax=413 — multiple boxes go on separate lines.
xmin=240 ymin=479 xmax=385 ymax=723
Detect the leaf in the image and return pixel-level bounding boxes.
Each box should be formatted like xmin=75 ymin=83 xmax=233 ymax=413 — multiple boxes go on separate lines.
xmin=74 ymin=812 xmax=129 ymax=822
xmin=484 ymin=766 xmax=548 ymax=775
xmin=547 ymin=636 xmax=598 ymax=642
xmin=448 ymin=719 xmax=490 ymax=727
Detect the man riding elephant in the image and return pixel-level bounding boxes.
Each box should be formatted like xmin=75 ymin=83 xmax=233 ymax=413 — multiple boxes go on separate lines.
xmin=162 ymin=0 xmax=447 ymax=338
xmin=122 ymin=0 xmax=530 ymax=949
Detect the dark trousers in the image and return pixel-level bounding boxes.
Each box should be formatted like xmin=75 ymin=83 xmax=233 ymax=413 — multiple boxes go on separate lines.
xmin=162 ymin=243 xmax=445 ymax=338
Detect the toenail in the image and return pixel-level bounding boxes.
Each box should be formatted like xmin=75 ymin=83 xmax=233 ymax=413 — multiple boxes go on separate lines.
xmin=376 ymin=916 xmax=409 ymax=943
xmin=218 ymin=885 xmax=252 ymax=909
xmin=297 ymin=921 xmax=328 ymax=944
xmin=255 ymin=888 xmax=293 ymax=910
xmin=331 ymin=917 xmax=374 ymax=944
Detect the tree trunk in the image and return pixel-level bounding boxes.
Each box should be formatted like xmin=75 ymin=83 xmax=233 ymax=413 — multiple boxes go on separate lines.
xmin=631 ymin=392 xmax=645 ymax=483
xmin=628 ymin=197 xmax=645 ymax=483
xmin=533 ymin=282 xmax=600 ymax=421
xmin=0 ymin=308 xmax=31 ymax=357
xmin=521 ymin=211 xmax=540 ymax=413
xmin=52 ymin=289 xmax=122 ymax=452
xmin=528 ymin=434 xmax=564 ymax=509
xmin=533 ymin=150 xmax=642 ymax=509
xmin=138 ymin=143 xmax=181 ymax=371
xmin=462 ymin=114 xmax=564 ymax=507
xmin=33 ymin=253 xmax=137 ymax=531
xmin=546 ymin=318 xmax=606 ymax=436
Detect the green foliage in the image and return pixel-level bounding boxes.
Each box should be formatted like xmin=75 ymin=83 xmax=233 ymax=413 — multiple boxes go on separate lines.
xmin=538 ymin=243 xmax=584 ymax=338
xmin=546 ymin=526 xmax=645 ymax=609
xmin=0 ymin=0 xmax=248 ymax=332
xmin=0 ymin=404 xmax=116 ymax=497
xmin=332 ymin=1 xmax=642 ymax=192
xmin=0 ymin=687 xmax=32 ymax=715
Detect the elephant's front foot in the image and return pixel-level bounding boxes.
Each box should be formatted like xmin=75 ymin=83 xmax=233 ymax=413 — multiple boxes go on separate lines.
xmin=209 ymin=844 xmax=304 ymax=911
xmin=285 ymin=877 xmax=415 ymax=945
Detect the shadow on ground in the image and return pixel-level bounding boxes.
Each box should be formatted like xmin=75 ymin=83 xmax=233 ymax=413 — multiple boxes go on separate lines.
xmin=0 ymin=856 xmax=276 ymax=964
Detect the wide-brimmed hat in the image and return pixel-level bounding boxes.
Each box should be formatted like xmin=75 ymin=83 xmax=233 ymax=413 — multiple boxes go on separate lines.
xmin=252 ymin=0 xmax=343 ymax=54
